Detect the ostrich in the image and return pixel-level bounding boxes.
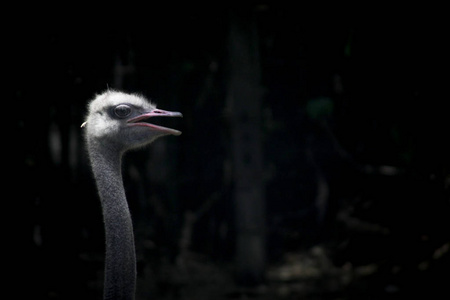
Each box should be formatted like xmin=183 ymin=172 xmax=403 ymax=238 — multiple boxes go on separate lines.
xmin=82 ymin=90 xmax=182 ymax=300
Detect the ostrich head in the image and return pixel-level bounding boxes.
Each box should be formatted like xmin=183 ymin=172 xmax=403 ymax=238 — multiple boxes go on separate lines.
xmin=83 ymin=90 xmax=182 ymax=151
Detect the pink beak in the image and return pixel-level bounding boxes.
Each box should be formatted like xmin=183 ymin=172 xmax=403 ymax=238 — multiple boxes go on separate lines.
xmin=127 ymin=109 xmax=183 ymax=136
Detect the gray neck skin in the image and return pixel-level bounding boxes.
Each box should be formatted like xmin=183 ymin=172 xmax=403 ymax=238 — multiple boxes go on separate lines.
xmin=87 ymin=139 xmax=136 ymax=300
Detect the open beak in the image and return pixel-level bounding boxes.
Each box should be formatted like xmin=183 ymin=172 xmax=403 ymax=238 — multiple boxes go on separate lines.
xmin=127 ymin=109 xmax=183 ymax=136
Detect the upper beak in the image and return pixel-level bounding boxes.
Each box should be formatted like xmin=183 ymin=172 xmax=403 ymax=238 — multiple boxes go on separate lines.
xmin=127 ymin=109 xmax=183 ymax=136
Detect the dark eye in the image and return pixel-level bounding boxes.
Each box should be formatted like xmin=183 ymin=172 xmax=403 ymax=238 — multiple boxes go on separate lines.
xmin=114 ymin=104 xmax=132 ymax=118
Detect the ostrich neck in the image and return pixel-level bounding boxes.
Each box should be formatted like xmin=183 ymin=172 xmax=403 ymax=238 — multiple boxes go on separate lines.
xmin=88 ymin=139 xmax=136 ymax=300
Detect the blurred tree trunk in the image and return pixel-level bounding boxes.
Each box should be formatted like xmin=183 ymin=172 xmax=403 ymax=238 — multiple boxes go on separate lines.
xmin=227 ymin=8 xmax=266 ymax=286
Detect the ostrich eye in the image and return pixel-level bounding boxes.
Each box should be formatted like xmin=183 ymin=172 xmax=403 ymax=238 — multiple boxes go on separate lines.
xmin=114 ymin=104 xmax=132 ymax=118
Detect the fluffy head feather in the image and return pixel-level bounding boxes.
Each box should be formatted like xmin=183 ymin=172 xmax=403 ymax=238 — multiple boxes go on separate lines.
xmin=83 ymin=90 xmax=181 ymax=152
xmin=84 ymin=90 xmax=155 ymax=137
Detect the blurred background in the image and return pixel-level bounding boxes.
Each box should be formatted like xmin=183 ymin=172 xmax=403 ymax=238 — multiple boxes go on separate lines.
xmin=12 ymin=4 xmax=449 ymax=300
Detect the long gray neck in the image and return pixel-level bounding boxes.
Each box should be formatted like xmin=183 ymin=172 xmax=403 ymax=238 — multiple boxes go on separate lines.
xmin=87 ymin=139 xmax=136 ymax=300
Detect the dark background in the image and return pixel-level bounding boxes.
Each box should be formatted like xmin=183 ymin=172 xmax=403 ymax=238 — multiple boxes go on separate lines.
xmin=11 ymin=5 xmax=449 ymax=300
